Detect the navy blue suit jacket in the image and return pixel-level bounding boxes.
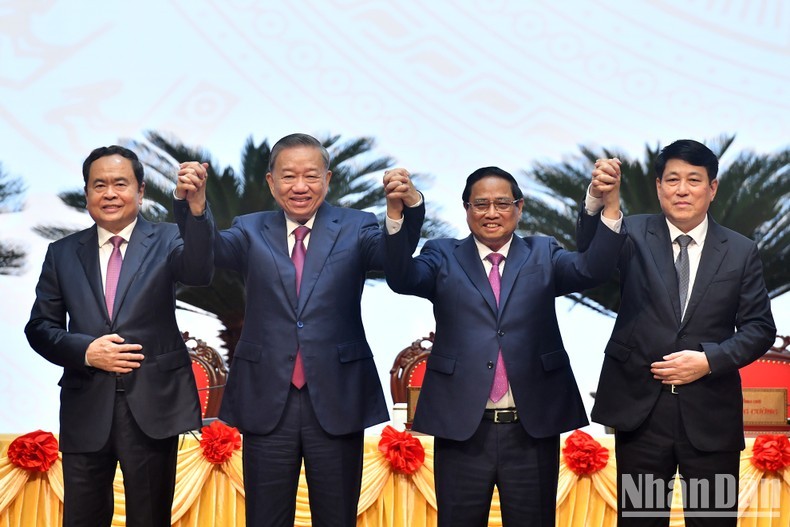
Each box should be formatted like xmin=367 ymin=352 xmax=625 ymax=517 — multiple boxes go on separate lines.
xmin=589 ymin=214 xmax=776 ymax=451
xmin=175 ymin=200 xmax=425 ymax=436
xmin=25 ymin=213 xmax=214 ymax=452
xmin=385 ymin=211 xmax=625 ymax=441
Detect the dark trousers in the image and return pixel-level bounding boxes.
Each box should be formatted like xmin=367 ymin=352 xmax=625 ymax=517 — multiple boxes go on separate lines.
xmin=615 ymin=389 xmax=740 ymax=527
xmin=242 ymin=385 xmax=364 ymax=527
xmin=62 ymin=391 xmax=178 ymax=527
xmin=434 ymin=419 xmax=560 ymax=527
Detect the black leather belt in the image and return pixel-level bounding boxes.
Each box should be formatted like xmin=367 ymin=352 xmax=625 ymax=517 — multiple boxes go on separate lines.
xmin=482 ymin=408 xmax=519 ymax=423
xmin=661 ymin=383 xmax=678 ymax=394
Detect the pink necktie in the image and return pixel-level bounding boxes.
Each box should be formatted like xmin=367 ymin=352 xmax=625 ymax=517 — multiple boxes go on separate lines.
xmin=104 ymin=236 xmax=124 ymax=320
xmin=291 ymin=225 xmax=310 ymax=388
xmin=486 ymin=253 xmax=509 ymax=402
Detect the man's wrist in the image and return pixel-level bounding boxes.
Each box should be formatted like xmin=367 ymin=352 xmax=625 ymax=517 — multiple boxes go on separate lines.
xmin=584 ymin=184 xmax=604 ymax=215
xmin=405 ymin=191 xmax=424 ymax=208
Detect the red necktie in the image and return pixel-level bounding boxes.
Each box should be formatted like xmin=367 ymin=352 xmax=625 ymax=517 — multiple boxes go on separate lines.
xmin=486 ymin=252 xmax=509 ymax=402
xmin=291 ymin=226 xmax=310 ymax=388
xmin=104 ymin=236 xmax=124 ymax=320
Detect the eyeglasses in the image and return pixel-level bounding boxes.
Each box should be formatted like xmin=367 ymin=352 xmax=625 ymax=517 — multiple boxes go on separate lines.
xmin=465 ymin=199 xmax=522 ymax=213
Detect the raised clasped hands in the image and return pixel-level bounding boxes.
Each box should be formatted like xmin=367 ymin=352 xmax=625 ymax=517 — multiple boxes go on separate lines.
xmin=86 ymin=333 xmax=145 ymax=374
xmin=384 ymin=168 xmax=421 ymax=218
xmin=592 ymin=157 xmax=622 ymax=219
xmin=176 ymin=161 xmax=209 ymax=215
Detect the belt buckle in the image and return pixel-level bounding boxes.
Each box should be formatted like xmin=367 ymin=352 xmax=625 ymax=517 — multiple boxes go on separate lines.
xmin=671 ymin=384 xmax=677 ymax=395
xmin=493 ymin=409 xmax=516 ymax=423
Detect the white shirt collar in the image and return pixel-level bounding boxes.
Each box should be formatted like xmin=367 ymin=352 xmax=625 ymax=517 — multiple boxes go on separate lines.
xmin=97 ymin=218 xmax=138 ymax=247
xmin=285 ymin=214 xmax=316 ymax=236
xmin=666 ymin=215 xmax=708 ymax=247
xmin=472 ymin=235 xmax=514 ymax=261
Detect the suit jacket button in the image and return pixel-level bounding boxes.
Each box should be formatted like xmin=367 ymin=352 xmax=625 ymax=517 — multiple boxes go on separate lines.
xmin=497 ymin=330 xmax=505 ymax=337
xmin=288 ymin=355 xmax=295 ymax=361
xmin=487 ymin=361 xmax=494 ymax=369
xmin=297 ymin=321 xmax=304 ymax=328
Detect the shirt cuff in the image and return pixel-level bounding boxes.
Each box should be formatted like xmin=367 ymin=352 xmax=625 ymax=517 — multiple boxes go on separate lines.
xmin=584 ymin=183 xmax=604 ymax=215
xmin=600 ymin=210 xmax=623 ymax=233
xmin=385 ymin=192 xmax=423 ymax=235
xmin=385 ymin=215 xmax=404 ymax=235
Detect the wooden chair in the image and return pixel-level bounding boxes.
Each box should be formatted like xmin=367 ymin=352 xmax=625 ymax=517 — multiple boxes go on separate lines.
xmin=390 ymin=333 xmax=433 ymax=427
xmin=183 ymin=331 xmax=228 ymax=423
xmin=740 ymin=334 xmax=790 ymax=429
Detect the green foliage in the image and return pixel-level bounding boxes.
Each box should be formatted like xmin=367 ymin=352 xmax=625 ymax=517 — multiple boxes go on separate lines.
xmin=37 ymin=131 xmax=452 ymax=359
xmin=0 ymin=164 xmax=26 ymax=274
xmin=519 ymin=135 xmax=790 ymax=315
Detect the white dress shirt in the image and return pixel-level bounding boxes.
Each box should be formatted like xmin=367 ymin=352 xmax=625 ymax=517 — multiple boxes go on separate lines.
xmin=285 ymin=215 xmax=316 ymax=254
xmin=87 ymin=219 xmax=137 ymax=366
xmin=667 ymin=216 xmax=708 ymax=319
xmin=96 ymin=219 xmax=137 ymax=300
xmin=473 ymin=236 xmax=518 ymax=410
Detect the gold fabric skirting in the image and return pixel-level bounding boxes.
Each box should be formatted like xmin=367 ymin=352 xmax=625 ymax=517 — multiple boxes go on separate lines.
xmin=1 ymin=434 xmax=788 ymax=527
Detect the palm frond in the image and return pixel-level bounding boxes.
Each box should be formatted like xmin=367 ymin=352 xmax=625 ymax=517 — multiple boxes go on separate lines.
xmin=519 ymin=134 xmax=790 ymax=315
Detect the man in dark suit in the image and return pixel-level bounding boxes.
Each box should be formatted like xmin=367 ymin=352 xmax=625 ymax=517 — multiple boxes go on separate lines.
xmin=586 ymin=139 xmax=776 ymax=526
xmin=174 ymin=133 xmax=425 ymax=526
xmin=25 ymin=145 xmax=214 ymax=527
xmin=383 ymin=166 xmax=625 ymax=527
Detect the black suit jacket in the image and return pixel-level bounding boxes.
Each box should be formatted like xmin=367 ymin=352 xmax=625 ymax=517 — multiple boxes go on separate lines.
xmin=385 ymin=210 xmax=626 ymax=441
xmin=25 ymin=212 xmax=214 ymax=453
xmin=174 ymin=200 xmax=425 ymax=436
xmin=589 ymin=213 xmax=776 ymax=451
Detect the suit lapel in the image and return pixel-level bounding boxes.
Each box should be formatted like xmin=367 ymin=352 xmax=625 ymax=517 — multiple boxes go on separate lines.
xmin=111 ymin=216 xmax=154 ymax=321
xmin=646 ymin=214 xmax=682 ymax=324
xmin=261 ymin=212 xmax=298 ymax=311
xmin=455 ymin=236 xmax=498 ymax=316
xmin=680 ymin=217 xmax=728 ymax=327
xmin=76 ymin=226 xmax=107 ymax=321
xmin=298 ymin=203 xmax=340 ymax=313
xmin=499 ymin=236 xmax=529 ymax=314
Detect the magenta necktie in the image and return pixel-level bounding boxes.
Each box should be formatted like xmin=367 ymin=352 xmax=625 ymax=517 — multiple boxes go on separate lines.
xmin=104 ymin=236 xmax=124 ymax=320
xmin=486 ymin=252 xmax=509 ymax=402
xmin=291 ymin=225 xmax=310 ymax=388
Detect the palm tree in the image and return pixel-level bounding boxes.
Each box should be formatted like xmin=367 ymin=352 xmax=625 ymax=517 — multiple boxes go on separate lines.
xmin=39 ymin=131 xmax=453 ymax=361
xmin=519 ymin=135 xmax=790 ymax=315
xmin=0 ymin=163 xmax=26 ymax=274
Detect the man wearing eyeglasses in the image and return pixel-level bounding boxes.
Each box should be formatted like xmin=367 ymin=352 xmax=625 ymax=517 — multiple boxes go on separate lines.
xmin=383 ymin=166 xmax=625 ymax=527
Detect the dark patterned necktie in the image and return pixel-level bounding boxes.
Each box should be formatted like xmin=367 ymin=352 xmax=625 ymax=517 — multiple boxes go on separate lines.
xmin=675 ymin=234 xmax=693 ymax=316
xmin=104 ymin=236 xmax=124 ymax=320
xmin=486 ymin=252 xmax=509 ymax=402
xmin=291 ymin=225 xmax=310 ymax=388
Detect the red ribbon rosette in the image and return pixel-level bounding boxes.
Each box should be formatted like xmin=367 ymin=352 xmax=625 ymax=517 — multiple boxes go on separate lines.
xmin=378 ymin=425 xmax=425 ymax=475
xmin=7 ymin=430 xmax=59 ymax=472
xmin=751 ymin=434 xmax=790 ymax=472
xmin=199 ymin=421 xmax=241 ymax=464
xmin=562 ymin=430 xmax=609 ymax=476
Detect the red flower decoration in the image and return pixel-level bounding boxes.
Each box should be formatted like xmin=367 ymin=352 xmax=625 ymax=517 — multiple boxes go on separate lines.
xmin=562 ymin=430 xmax=609 ymax=476
xmin=378 ymin=425 xmax=425 ymax=475
xmin=751 ymin=434 xmax=790 ymax=472
xmin=7 ymin=430 xmax=59 ymax=472
xmin=200 ymin=421 xmax=241 ymax=464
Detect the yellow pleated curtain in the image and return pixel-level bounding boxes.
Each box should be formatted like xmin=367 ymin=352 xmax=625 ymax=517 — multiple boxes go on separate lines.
xmin=1 ymin=432 xmax=788 ymax=527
